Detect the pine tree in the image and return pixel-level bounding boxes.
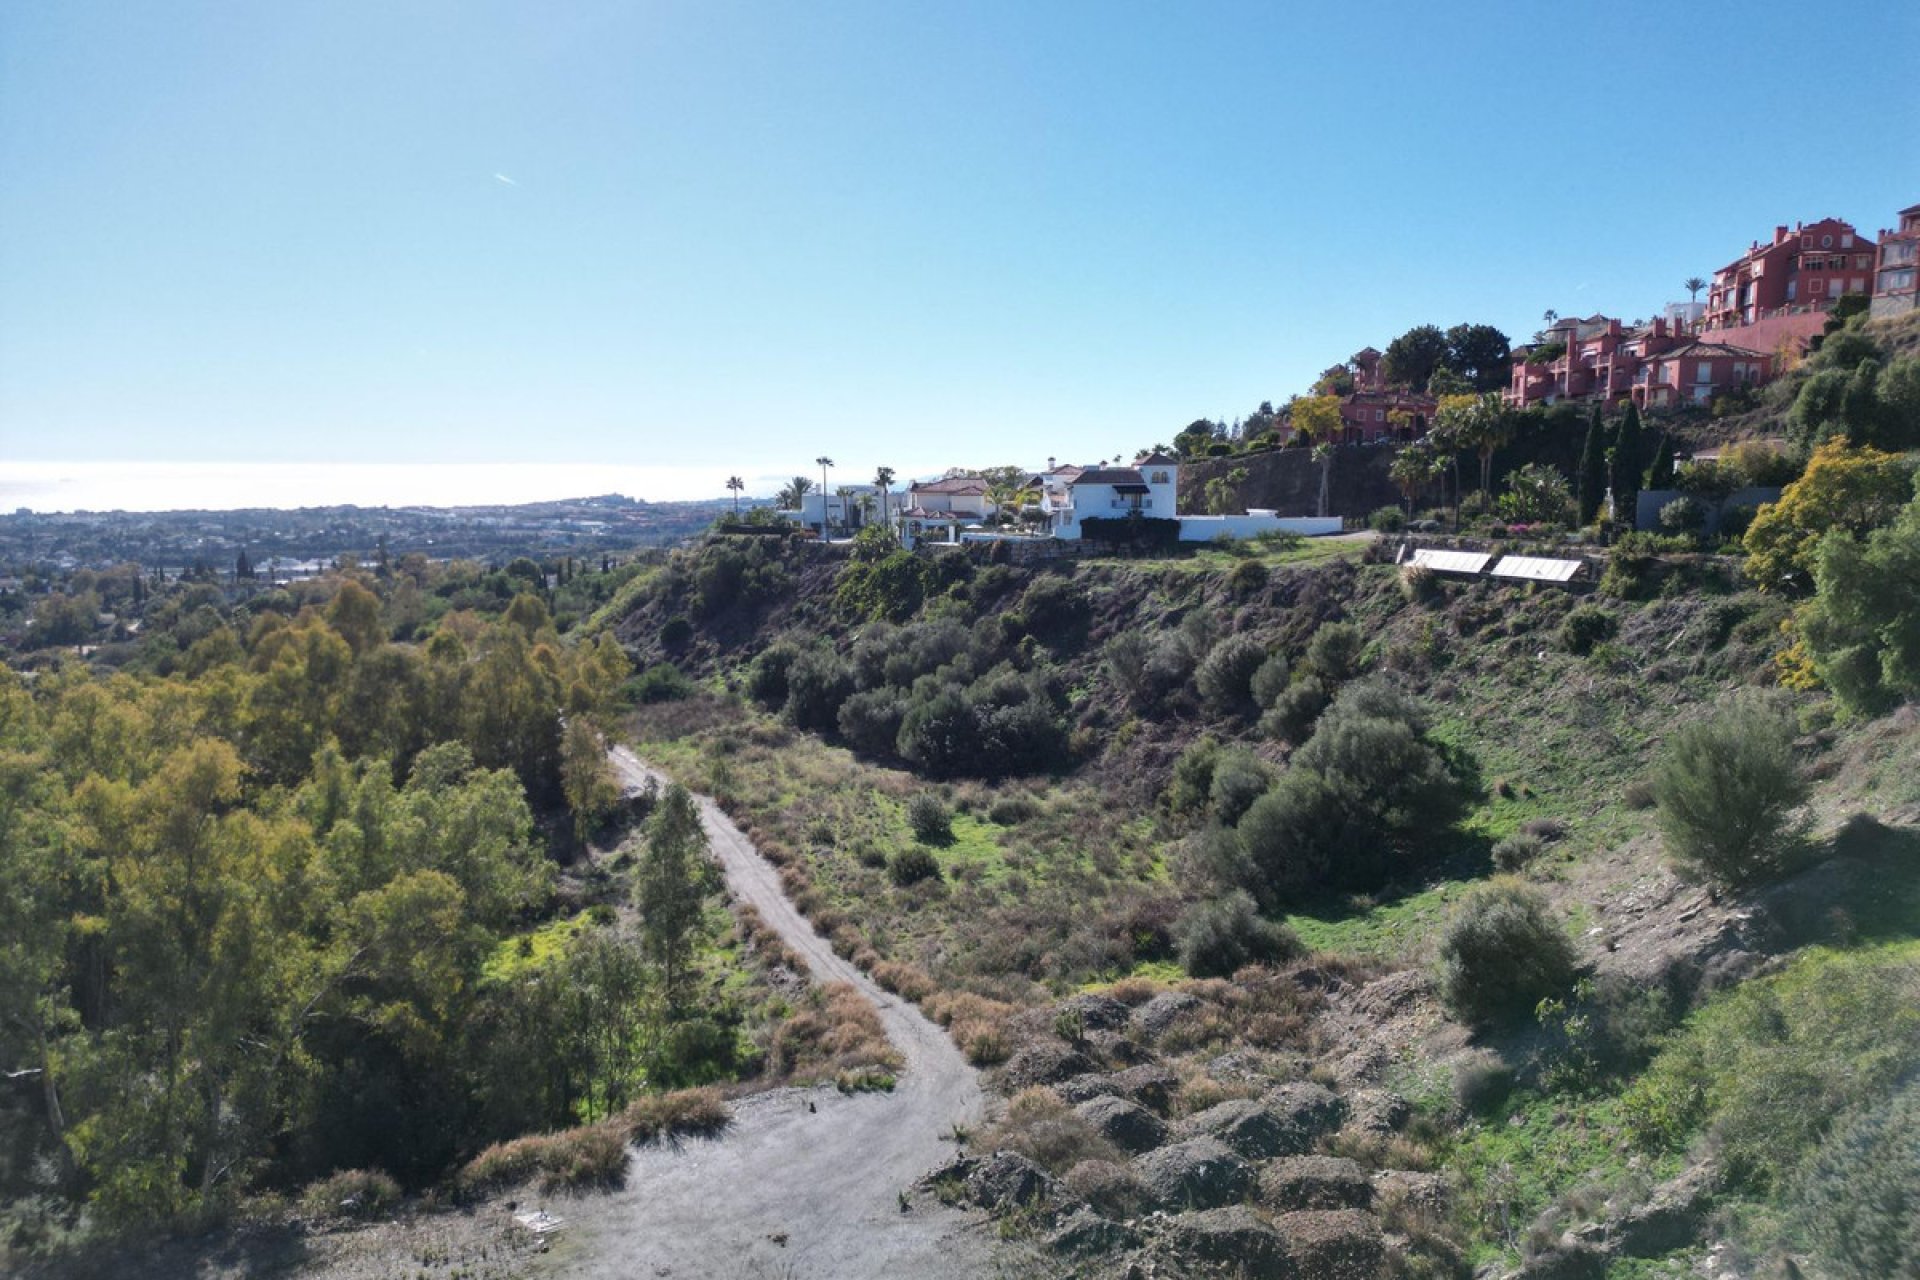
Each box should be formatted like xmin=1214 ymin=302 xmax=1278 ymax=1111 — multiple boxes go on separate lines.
xmin=635 ymin=784 xmax=716 ymax=1009
xmin=1610 ymin=403 xmax=1644 ymax=523
xmin=1578 ymin=406 xmax=1608 ymax=526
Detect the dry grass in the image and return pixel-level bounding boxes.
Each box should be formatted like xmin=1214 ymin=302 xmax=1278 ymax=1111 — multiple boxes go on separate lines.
xmin=924 ymin=990 xmax=1019 ymax=1066
xmin=299 ymin=1168 xmax=401 ymax=1220
xmin=767 ymin=981 xmax=902 ymax=1081
xmin=979 ymin=1087 xmax=1121 ymax=1175
xmin=618 ymin=1087 xmax=731 ymax=1145
xmin=872 ymin=961 xmax=937 ymax=1002
xmin=459 ymin=1123 xmax=629 ymax=1194
xmin=734 ymin=903 xmax=804 ymax=973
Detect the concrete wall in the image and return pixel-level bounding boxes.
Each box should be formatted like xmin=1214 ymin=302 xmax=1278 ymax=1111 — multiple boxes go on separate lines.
xmin=1634 ymin=486 xmax=1781 ymax=533
xmin=1180 ymin=446 xmax=1403 ymax=519
xmin=1177 ymin=515 xmax=1343 ymax=541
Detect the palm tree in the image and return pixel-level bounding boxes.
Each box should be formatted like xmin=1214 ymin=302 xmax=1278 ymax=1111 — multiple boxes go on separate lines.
xmin=815 ymin=457 xmax=834 ymax=534
xmin=1460 ymin=394 xmax=1514 ymax=496
xmin=836 ymin=487 xmax=859 ymax=532
xmin=873 ymin=466 xmax=895 ymax=530
xmin=1684 ymin=276 xmax=1706 ymax=303
xmin=1311 ymin=444 xmax=1333 ymax=518
xmin=776 ymin=475 xmax=813 ymax=510
xmin=725 ymin=475 xmax=744 ymax=516
xmin=1388 ymin=445 xmax=1434 ymax=517
xmin=1542 ymin=309 xmax=1559 ymax=326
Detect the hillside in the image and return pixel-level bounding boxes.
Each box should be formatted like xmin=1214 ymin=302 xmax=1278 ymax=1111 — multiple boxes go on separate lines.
xmin=597 ymin=522 xmax=1920 ymax=1277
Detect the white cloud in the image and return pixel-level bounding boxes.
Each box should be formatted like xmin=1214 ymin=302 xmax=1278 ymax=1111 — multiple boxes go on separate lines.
xmin=493 ymin=173 xmax=518 ymax=186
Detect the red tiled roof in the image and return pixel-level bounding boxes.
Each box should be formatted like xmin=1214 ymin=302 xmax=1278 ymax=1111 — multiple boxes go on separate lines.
xmin=910 ymin=476 xmax=989 ymax=495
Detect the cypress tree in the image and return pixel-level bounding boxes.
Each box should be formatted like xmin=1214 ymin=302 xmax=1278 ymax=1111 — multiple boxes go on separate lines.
xmin=1578 ymin=406 xmax=1608 ymax=525
xmin=1610 ymin=403 xmax=1644 ymax=523
xmin=1646 ymin=433 xmax=1676 ymax=489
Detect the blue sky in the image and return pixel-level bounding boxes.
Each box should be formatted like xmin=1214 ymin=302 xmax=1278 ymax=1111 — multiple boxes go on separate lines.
xmin=2 ymin=1 xmax=1916 ymax=503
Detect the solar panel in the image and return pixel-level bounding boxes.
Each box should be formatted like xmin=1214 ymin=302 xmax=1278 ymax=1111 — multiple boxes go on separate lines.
xmin=1409 ymin=548 xmax=1492 ymax=575
xmin=1488 ymin=555 xmax=1584 ymax=582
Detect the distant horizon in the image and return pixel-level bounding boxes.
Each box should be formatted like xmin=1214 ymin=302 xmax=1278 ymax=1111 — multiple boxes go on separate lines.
xmin=0 ymin=458 xmax=980 ymax=515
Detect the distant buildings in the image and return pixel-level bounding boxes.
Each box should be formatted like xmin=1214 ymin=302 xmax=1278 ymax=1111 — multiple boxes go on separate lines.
xmin=1503 ymin=201 xmax=1912 ymax=412
xmin=1338 ymin=348 xmax=1435 ymax=443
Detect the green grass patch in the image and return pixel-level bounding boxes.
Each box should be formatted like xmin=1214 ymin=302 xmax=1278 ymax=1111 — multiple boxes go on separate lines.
xmin=484 ymin=912 xmax=591 ymax=982
xmin=1285 ymin=877 xmax=1477 ymax=962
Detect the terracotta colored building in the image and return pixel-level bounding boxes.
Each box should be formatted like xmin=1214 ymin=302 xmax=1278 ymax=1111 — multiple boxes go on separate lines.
xmin=1872 ymin=203 xmax=1920 ymax=319
xmin=1631 ymin=339 xmax=1770 ymax=410
xmin=1337 ymin=346 xmax=1433 ymax=442
xmin=1703 ymin=217 xmax=1875 ymax=330
xmin=1505 ymin=315 xmax=1691 ymax=408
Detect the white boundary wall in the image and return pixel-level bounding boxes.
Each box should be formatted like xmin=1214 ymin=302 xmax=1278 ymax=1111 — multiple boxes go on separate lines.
xmin=1177 ymin=515 xmax=1343 ymax=541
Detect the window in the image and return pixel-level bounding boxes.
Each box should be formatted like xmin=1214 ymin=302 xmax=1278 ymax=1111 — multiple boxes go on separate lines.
xmin=1842 ymin=234 xmax=1854 ymax=248
xmin=1696 ymin=361 xmax=1715 ymax=382
xmin=1821 ymin=234 xmax=1834 ymax=248
xmin=1810 ymin=278 xmax=1825 ymax=294
xmin=1375 ymin=409 xmax=1384 ymax=422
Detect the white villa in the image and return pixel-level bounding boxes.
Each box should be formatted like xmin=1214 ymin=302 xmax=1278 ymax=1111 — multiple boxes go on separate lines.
xmin=796 ymin=484 xmax=881 ymax=534
xmin=884 ymin=452 xmax=1338 ymax=548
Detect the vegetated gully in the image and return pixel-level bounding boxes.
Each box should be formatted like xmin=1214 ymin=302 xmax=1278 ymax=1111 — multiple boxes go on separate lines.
xmin=544 ymin=748 xmax=991 ymax=1279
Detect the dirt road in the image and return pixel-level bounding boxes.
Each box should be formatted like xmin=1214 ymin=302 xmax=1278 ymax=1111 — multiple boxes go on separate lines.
xmin=536 ymin=749 xmax=994 ymax=1279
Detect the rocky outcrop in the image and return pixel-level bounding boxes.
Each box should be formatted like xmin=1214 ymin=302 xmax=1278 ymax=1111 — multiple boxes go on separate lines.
xmin=1259 ymin=1156 xmax=1372 ymax=1212
xmin=1275 ymin=1208 xmax=1384 ymax=1280
xmin=1162 ymin=1205 xmax=1292 ymax=1279
xmin=1179 ymin=1099 xmax=1298 ymax=1160
xmin=1073 ymin=1094 xmax=1168 ymax=1155
xmin=1134 ymin=1138 xmax=1254 ymax=1211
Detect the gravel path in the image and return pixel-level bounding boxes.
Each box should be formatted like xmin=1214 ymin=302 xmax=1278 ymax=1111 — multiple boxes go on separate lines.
xmin=533 ymin=750 xmax=994 ymax=1279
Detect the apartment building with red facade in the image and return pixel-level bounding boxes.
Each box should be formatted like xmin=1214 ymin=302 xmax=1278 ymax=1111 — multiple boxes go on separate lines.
xmin=1631 ymin=340 xmax=1770 ymax=410
xmin=1505 ymin=315 xmax=1695 ymax=408
xmin=1872 ymin=203 xmax=1920 ymax=319
xmin=1703 ymin=217 xmax=1875 ymax=329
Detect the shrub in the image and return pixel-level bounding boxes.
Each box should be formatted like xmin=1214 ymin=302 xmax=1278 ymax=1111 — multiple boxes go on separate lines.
xmin=987 ymin=794 xmax=1038 ymax=825
xmin=746 ymin=641 xmax=802 ymax=708
xmin=836 ymin=687 xmax=907 ymax=757
xmin=1259 ymin=676 xmax=1330 ymax=744
xmin=300 ymin=1168 xmax=401 ymax=1220
xmin=659 ymin=615 xmax=693 ymax=651
xmin=1790 ymin=1080 xmax=1920 ymax=1279
xmin=1197 ymin=634 xmax=1270 ymax=716
xmin=1176 ymin=890 xmax=1302 ymax=978
xmin=981 ymin=1087 xmax=1119 ymax=1175
xmin=1658 ymin=496 xmax=1706 ymax=534
xmin=1437 ymin=880 xmax=1577 ymax=1027
xmin=629 ymin=662 xmax=695 ymax=703
xmin=460 ymin=1124 xmax=629 ymax=1194
xmin=907 ymin=792 xmax=952 ymax=843
xmin=619 ymin=1087 xmax=730 ymax=1145
xmin=1249 ymin=651 xmax=1290 ymax=709
xmin=1368 ymin=505 xmax=1407 ymax=532
xmin=1652 ymin=691 xmax=1808 ymax=886
xmin=1305 ymin=622 xmax=1365 ymax=683
xmin=1064 ymin=1160 xmax=1150 ymax=1219
xmin=1018 ymin=574 xmax=1090 ymax=641
xmin=1398 ymin=563 xmax=1439 ymax=604
xmin=1167 ymin=737 xmax=1221 ymax=815
xmin=1558 ymin=605 xmax=1616 ymax=655
xmin=783 ymin=648 xmax=853 ymax=731
xmin=888 ymin=845 xmax=941 ymax=886
xmin=1491 ymin=831 xmax=1544 ymax=872
xmin=1207 ymin=749 xmax=1273 ymax=826
xmin=1450 ymin=1051 xmax=1514 ymax=1116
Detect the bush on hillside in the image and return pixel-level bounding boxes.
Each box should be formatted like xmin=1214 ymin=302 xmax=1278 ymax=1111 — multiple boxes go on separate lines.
xmin=1558 ymin=605 xmax=1616 ymax=656
xmin=746 ymin=641 xmax=802 ymax=708
xmin=1196 ymin=634 xmax=1270 ymax=716
xmin=836 ymin=687 xmax=908 ymax=757
xmin=783 ymin=648 xmax=854 ymax=732
xmin=1658 ymin=496 xmax=1706 ymax=534
xmin=1491 ymin=831 xmax=1544 ymax=871
xmin=907 ymin=792 xmax=952 ymax=843
xmin=1652 ymin=691 xmax=1808 ymax=886
xmin=888 ymin=845 xmax=941 ymax=886
xmin=629 ymin=662 xmax=695 ymax=703
xmin=1176 ymin=890 xmax=1302 ymax=978
xmin=1790 ymin=1080 xmax=1920 ymax=1279
xmin=1437 ymin=880 xmax=1578 ymax=1027
xmin=1305 ymin=622 xmax=1366 ymax=683
xmin=1166 ymin=737 xmax=1222 ymax=815
xmin=1207 ymin=749 xmax=1274 ymax=826
xmin=1368 ymin=505 xmax=1407 ymax=533
xmin=1227 ymin=557 xmax=1269 ymax=596
xmin=1249 ymin=651 xmax=1290 ymax=710
xmin=1259 ymin=676 xmax=1331 ymax=744
xmin=300 ymin=1168 xmax=401 ymax=1220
